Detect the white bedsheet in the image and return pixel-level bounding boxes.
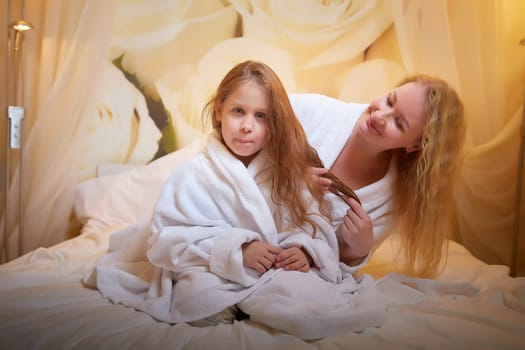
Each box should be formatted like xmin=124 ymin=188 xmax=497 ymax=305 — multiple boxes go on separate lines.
xmin=0 ymin=225 xmax=524 ymax=350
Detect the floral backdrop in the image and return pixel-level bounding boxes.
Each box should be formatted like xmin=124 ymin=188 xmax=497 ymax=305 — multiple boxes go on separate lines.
xmin=78 ymin=0 xmax=404 ymax=180
xmin=2 ymin=0 xmax=521 ymax=272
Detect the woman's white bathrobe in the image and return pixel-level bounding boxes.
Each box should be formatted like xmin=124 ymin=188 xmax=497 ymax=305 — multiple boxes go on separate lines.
xmin=290 ymin=93 xmax=396 ymax=273
xmin=85 ymin=130 xmax=386 ymax=340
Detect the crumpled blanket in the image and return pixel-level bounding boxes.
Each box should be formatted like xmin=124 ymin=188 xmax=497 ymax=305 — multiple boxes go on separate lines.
xmin=84 ymin=132 xmax=387 ymax=339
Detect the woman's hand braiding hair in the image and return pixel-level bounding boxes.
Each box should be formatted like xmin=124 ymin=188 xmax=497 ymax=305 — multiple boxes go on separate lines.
xmin=307 ymin=147 xmax=361 ymax=205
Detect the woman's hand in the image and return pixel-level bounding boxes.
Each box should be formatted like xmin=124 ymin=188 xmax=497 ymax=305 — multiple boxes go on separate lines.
xmin=339 ymin=198 xmax=373 ymax=265
xmin=242 ymin=241 xmax=281 ymax=273
xmin=274 ymin=246 xmax=313 ymax=272
xmin=309 ymin=167 xmax=332 ymax=193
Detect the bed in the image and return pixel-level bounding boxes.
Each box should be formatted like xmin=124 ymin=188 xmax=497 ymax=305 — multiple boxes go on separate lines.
xmin=1 ymin=140 xmax=524 ymax=350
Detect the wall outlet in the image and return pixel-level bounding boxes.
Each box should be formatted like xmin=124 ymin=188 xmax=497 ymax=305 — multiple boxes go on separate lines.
xmin=8 ymin=106 xmax=25 ymax=149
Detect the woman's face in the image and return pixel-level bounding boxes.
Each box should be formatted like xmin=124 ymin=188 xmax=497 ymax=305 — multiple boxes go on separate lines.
xmin=215 ymin=80 xmax=270 ymax=166
xmin=357 ymin=82 xmax=427 ymax=153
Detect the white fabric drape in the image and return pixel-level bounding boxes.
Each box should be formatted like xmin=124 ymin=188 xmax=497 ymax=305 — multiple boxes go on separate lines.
xmin=391 ymin=0 xmax=525 ymax=275
xmin=0 ymin=0 xmax=117 ymax=262
xmin=2 ymin=0 xmax=524 ymax=277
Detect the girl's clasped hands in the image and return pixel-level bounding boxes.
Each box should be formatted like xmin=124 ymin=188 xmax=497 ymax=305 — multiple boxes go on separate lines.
xmin=242 ymin=241 xmax=313 ymax=273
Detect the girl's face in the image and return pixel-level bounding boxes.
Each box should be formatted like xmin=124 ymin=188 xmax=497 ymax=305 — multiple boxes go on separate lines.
xmin=215 ymin=80 xmax=270 ymax=166
xmin=357 ymin=82 xmax=427 ymax=153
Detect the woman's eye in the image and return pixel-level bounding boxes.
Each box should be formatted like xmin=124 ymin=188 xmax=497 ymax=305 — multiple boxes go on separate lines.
xmin=233 ymin=107 xmax=243 ymax=114
xmin=386 ymin=95 xmax=393 ymax=107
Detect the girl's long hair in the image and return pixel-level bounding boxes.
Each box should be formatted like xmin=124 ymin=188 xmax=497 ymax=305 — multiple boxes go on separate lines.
xmin=204 ymin=61 xmax=358 ymax=235
xmin=392 ymin=74 xmax=466 ymax=277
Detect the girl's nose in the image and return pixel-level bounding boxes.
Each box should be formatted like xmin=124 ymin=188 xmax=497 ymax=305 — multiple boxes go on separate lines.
xmin=240 ymin=117 xmax=253 ymax=133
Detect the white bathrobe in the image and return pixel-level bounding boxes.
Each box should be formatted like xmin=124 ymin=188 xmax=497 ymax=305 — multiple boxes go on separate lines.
xmin=237 ymin=95 xmax=396 ymax=339
xmin=85 ymin=94 xmax=403 ymax=339
xmin=85 ymin=131 xmax=386 ymax=339
xmin=290 ymin=93 xmax=396 ymax=273
xmin=146 ymin=132 xmax=345 ymax=320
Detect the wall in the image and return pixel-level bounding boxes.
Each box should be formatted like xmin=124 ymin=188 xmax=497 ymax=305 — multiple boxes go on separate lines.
xmin=1 ymin=1 xmax=523 ymax=275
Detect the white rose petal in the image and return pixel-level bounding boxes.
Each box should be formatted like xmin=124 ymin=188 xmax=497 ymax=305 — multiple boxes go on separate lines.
xmin=110 ymin=0 xmax=239 ymax=96
xmin=79 ymin=63 xmax=161 ymax=181
xmin=365 ymin=25 xmax=403 ymax=65
xmin=156 ymin=37 xmax=296 ymax=133
xmin=232 ymin=0 xmax=393 ymax=68
xmin=156 ymin=82 xmax=204 ymax=149
xmin=338 ymin=59 xmax=405 ymax=103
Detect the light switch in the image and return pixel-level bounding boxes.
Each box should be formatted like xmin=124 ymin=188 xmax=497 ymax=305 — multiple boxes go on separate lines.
xmin=8 ymin=106 xmax=25 ymax=149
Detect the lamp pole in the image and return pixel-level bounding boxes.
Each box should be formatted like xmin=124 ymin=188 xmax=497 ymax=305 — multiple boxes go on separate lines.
xmin=511 ymin=38 xmax=525 ymax=277
xmin=6 ymin=16 xmax=32 ymax=259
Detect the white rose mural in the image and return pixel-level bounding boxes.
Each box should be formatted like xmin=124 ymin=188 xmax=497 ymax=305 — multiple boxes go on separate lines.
xmin=90 ymin=0 xmax=240 ymax=162
xmin=110 ymin=0 xmax=239 ymax=96
xmin=338 ymin=58 xmax=405 ymax=103
xmin=81 ymin=0 xmax=404 ymax=180
xmin=156 ymin=37 xmax=297 ymax=148
xmin=230 ymin=0 xmax=393 ymax=96
xmin=78 ymin=62 xmax=161 ymax=181
xmin=340 ymin=25 xmax=406 ymax=102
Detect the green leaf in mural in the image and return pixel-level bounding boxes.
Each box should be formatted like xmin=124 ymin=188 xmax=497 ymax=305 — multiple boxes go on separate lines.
xmin=112 ymin=54 xmax=176 ymax=161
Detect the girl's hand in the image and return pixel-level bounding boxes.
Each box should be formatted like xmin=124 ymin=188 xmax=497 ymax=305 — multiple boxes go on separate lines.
xmin=242 ymin=241 xmax=281 ymax=273
xmin=309 ymin=167 xmax=332 ymax=193
xmin=339 ymin=198 xmax=373 ymax=265
xmin=274 ymin=246 xmax=313 ymax=272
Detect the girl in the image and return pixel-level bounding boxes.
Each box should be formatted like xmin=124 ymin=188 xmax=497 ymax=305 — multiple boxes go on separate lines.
xmin=145 ymin=60 xmax=345 ymax=325
xmin=87 ymin=61 xmax=382 ymax=339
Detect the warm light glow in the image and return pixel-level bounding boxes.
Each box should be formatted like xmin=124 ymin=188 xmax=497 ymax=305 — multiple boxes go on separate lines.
xmin=10 ymin=20 xmax=33 ymax=32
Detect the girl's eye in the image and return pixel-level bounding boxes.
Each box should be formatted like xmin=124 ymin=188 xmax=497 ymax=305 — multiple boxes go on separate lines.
xmin=233 ymin=107 xmax=243 ymax=114
xmin=395 ymin=117 xmax=404 ymax=130
xmin=255 ymin=112 xmax=266 ymax=120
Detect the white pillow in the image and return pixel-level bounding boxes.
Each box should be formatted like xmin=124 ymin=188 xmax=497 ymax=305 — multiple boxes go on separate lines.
xmin=74 ymin=138 xmax=205 ymax=234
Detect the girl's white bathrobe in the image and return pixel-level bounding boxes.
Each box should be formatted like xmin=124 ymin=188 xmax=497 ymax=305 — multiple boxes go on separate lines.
xmin=146 ymin=131 xmax=346 ymax=321
xmin=85 ymin=129 xmax=387 ymax=340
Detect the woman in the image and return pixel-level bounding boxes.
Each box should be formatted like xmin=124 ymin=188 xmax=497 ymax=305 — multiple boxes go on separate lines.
xmin=291 ymin=74 xmax=466 ymax=277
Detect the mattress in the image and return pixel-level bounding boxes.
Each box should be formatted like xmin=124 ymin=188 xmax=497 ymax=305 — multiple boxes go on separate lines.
xmin=0 ymin=224 xmax=523 ymax=350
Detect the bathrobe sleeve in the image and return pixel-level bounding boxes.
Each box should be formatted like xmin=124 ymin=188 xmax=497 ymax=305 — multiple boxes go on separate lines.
xmin=275 ymin=194 xmax=342 ymax=283
xmin=278 ymin=230 xmax=340 ymax=282
xmin=147 ymin=154 xmax=267 ymax=287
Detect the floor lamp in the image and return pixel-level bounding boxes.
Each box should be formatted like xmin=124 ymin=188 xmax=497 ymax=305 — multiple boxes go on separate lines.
xmin=511 ymin=38 xmax=525 ymax=277
xmin=5 ymin=18 xmax=32 ymax=260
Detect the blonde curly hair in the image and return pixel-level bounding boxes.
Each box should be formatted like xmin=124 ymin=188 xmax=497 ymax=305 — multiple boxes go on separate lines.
xmin=392 ymin=74 xmax=466 ymax=277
